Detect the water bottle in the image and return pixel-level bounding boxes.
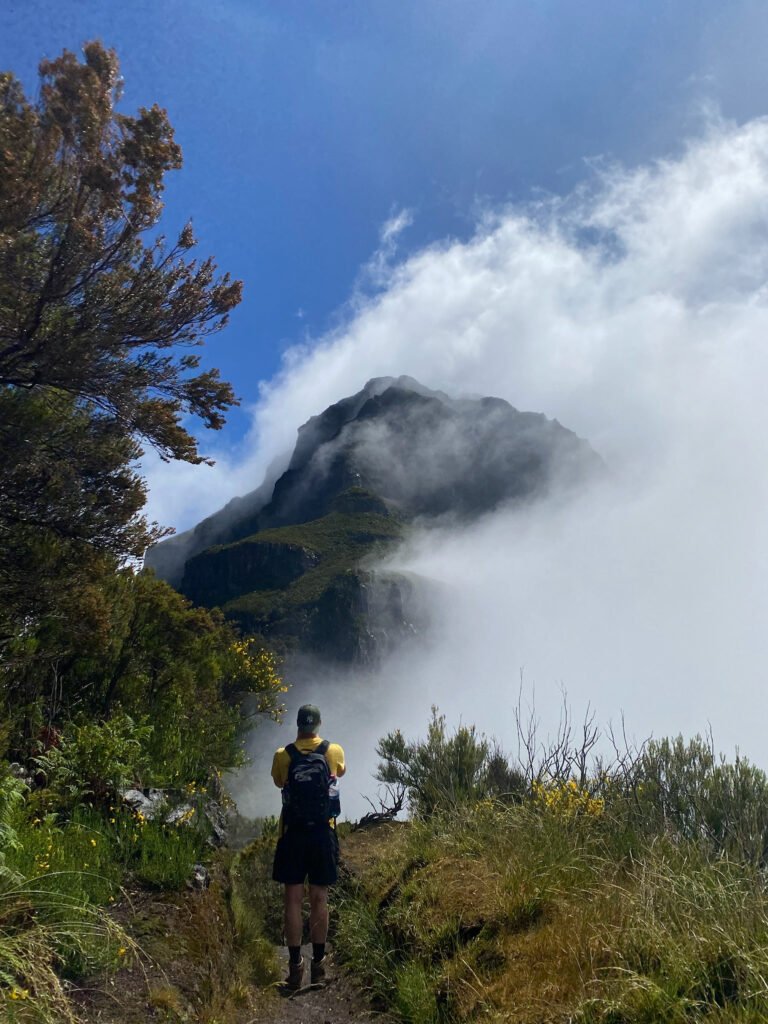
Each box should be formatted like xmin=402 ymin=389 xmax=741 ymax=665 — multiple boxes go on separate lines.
xmin=328 ymin=775 xmax=341 ymax=819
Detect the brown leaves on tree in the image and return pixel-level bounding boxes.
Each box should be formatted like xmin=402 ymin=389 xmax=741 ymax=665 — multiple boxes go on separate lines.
xmin=0 ymin=40 xmax=242 ymax=464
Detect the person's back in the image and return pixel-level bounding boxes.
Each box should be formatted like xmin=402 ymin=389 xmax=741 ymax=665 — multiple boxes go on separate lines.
xmin=271 ymin=704 xmax=346 ymax=990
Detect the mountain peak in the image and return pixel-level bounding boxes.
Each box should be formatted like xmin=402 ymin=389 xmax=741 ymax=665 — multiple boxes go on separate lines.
xmin=146 ymin=378 xmax=602 ymax=661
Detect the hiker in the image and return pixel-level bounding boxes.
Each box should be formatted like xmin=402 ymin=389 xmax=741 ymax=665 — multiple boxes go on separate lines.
xmin=271 ymin=703 xmax=346 ymax=990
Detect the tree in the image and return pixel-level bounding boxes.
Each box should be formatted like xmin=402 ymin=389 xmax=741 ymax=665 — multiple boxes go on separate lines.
xmin=0 ymin=41 xmax=241 ymax=464
xmin=0 ymin=41 xmax=243 ymax=662
xmin=0 ymin=39 xmax=243 ymax=708
xmin=14 ymin=569 xmax=286 ymax=779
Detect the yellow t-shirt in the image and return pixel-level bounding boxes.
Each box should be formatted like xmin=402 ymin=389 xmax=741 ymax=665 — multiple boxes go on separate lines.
xmin=271 ymin=735 xmax=346 ymax=833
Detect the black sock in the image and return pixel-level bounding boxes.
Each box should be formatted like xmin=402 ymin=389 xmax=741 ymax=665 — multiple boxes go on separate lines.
xmin=312 ymin=942 xmax=325 ymax=962
xmin=289 ymin=946 xmax=302 ymax=965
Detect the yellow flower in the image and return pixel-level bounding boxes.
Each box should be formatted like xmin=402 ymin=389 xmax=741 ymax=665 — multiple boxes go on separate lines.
xmin=118 ymin=947 xmax=127 ymax=957
xmin=90 ymin=838 xmax=97 ymax=847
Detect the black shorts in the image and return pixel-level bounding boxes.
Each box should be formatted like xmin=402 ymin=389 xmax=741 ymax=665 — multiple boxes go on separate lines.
xmin=272 ymin=824 xmax=339 ymax=886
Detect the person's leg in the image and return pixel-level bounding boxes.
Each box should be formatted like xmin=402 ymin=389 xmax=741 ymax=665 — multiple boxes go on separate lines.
xmin=308 ymin=826 xmax=338 ymax=984
xmin=308 ymin=884 xmax=329 ymax=950
xmin=284 ymin=883 xmax=304 ymax=949
xmin=282 ymin=883 xmax=306 ymax=989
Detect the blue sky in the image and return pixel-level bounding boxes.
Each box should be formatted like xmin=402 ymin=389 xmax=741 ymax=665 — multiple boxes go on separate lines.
xmin=9 ymin=3 xmax=768 ymax=762
xmin=4 ymin=1 xmax=768 ymax=446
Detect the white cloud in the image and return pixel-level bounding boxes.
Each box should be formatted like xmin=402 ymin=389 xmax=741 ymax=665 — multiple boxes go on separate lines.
xmin=221 ymin=119 xmax=768 ymax=486
xmin=146 ymin=115 xmax=768 ymax=803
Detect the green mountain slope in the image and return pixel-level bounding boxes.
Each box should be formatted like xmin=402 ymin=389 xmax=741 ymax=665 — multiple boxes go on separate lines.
xmin=182 ymin=489 xmax=415 ymax=660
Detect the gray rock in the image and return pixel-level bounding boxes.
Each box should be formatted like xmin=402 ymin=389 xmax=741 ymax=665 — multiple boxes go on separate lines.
xmin=190 ymin=863 xmax=210 ymax=889
xmin=120 ymin=788 xmax=166 ymax=819
xmin=202 ymin=799 xmax=229 ymax=847
xmin=165 ymin=801 xmax=195 ymax=826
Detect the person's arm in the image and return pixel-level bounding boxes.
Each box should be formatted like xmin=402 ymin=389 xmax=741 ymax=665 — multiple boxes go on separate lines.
xmin=328 ymin=743 xmax=346 ymax=778
xmin=271 ymin=748 xmax=288 ymax=788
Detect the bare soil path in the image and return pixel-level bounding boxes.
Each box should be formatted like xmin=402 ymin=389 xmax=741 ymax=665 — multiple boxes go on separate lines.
xmin=248 ymin=946 xmax=394 ymax=1024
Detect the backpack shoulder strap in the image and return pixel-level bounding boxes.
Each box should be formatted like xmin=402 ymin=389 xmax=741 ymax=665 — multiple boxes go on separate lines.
xmin=285 ymin=743 xmax=299 ymax=763
xmin=317 ymin=739 xmax=330 ymax=756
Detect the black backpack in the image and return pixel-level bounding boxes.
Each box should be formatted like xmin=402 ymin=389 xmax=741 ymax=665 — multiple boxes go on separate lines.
xmin=283 ymin=740 xmax=332 ymax=828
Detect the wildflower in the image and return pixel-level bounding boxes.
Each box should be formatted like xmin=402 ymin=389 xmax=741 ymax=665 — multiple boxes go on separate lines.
xmin=90 ymin=838 xmax=97 ymax=847
xmin=118 ymin=947 xmax=127 ymax=957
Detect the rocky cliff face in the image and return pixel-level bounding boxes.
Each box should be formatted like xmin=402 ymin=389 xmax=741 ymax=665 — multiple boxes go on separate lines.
xmin=146 ymin=377 xmax=602 ymax=663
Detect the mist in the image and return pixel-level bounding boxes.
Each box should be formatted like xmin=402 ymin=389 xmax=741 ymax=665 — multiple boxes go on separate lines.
xmin=149 ymin=115 xmax=768 ymax=819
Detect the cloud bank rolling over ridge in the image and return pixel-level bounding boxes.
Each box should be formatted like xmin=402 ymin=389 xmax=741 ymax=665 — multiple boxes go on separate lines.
xmin=146 ymin=116 xmax=768 ymax=807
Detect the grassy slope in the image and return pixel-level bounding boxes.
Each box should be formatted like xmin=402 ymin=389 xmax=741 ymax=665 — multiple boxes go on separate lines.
xmin=336 ymin=811 xmax=768 ymax=1024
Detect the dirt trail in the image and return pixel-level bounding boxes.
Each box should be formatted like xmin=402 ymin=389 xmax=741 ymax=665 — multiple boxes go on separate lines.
xmin=249 ymin=946 xmax=393 ymax=1024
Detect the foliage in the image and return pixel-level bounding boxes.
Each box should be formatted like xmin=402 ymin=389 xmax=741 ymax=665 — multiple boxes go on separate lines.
xmin=0 ymin=389 xmax=149 ymax=667
xmin=0 ymin=770 xmax=27 ymax=860
xmin=0 ymin=872 xmax=130 ymax=1023
xmin=4 ymin=568 xmax=286 ymax=786
xmin=0 ymin=39 xmax=241 ymax=679
xmin=33 ymin=712 xmax=151 ymax=805
xmin=0 ymin=41 xmax=241 ymax=462
xmin=338 ymin=800 xmax=768 ymax=1024
xmin=630 ymin=735 xmax=768 ymax=864
xmin=0 ymin=39 xmax=281 ymax=1022
xmin=0 ymin=807 xmax=134 ymax=1021
xmin=376 ymin=707 xmax=525 ymax=817
xmin=532 ymin=777 xmax=605 ymax=819
xmin=230 ymin=836 xmax=282 ymax=985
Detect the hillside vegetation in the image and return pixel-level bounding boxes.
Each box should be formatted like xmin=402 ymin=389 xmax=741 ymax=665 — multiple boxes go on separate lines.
xmin=329 ymin=711 xmax=768 ymax=1024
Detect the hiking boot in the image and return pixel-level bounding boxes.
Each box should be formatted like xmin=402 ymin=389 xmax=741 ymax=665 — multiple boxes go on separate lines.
xmin=285 ymin=956 xmax=305 ymax=991
xmin=310 ymin=955 xmax=328 ymax=985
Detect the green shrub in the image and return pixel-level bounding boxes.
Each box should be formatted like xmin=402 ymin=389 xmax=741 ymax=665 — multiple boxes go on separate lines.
xmin=345 ymin=712 xmax=768 ymax=1023
xmin=32 ymin=712 xmax=152 ymax=806
xmin=612 ymin=736 xmax=768 ymax=864
xmin=376 ymin=707 xmax=525 ymax=818
xmin=0 ymin=770 xmax=27 ymax=860
xmin=0 ymin=859 xmax=133 ymax=1019
xmin=6 ymin=799 xmax=208 ymax=900
xmin=229 ymin=840 xmax=281 ymax=986
xmin=577 ymin=841 xmax=768 ymax=1023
